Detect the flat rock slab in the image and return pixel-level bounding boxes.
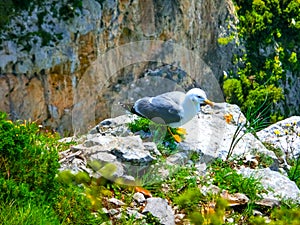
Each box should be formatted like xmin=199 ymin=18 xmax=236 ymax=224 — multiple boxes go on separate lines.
xmin=257 ymin=116 xmax=300 ymax=156
xmin=110 ymin=136 xmax=156 ymax=164
xmin=239 ymin=167 xmax=300 ymax=203
xmin=143 ymin=197 xmax=175 ymax=225
xmin=75 ymin=135 xmax=156 ymax=165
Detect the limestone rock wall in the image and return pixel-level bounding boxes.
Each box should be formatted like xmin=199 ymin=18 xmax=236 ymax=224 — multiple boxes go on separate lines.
xmin=0 ymin=0 xmax=238 ymax=134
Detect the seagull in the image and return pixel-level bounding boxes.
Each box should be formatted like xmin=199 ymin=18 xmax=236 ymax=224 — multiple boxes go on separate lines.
xmin=125 ymin=88 xmax=214 ymax=142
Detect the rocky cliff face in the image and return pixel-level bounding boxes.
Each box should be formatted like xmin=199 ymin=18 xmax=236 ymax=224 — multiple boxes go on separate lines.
xmin=0 ymin=0 xmax=238 ymax=135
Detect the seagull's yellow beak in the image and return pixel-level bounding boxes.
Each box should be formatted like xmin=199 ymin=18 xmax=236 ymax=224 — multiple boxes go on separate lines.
xmin=204 ymin=99 xmax=214 ymax=106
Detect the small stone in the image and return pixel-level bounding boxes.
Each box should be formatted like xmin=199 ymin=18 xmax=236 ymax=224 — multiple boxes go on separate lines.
xmin=143 ymin=197 xmax=175 ymax=225
xmin=110 ymin=136 xmax=155 ymax=164
xmin=174 ymin=213 xmax=185 ymax=223
xmin=226 ymin=218 xmax=234 ymax=223
xmin=221 ymin=191 xmax=249 ymax=206
xmin=201 ymin=184 xmax=221 ymax=196
xmin=243 ymin=155 xmax=259 ymax=168
xmin=58 ymin=136 xmax=76 ymax=143
xmin=101 ymin=207 xmax=109 ymax=214
xmin=264 ymin=217 xmax=271 ymax=223
xmin=108 ymin=208 xmax=119 ymax=215
xmin=143 ymin=142 xmax=161 ymax=156
xmin=133 ymin=192 xmax=146 ymax=204
xmin=255 ymin=198 xmax=280 ymax=208
xmin=126 ymin=208 xmax=146 ymax=219
xmin=253 ymin=210 xmax=263 ymax=216
xmin=108 ymin=197 xmax=126 ymax=206
xmin=195 ymin=163 xmax=207 ymax=174
xmin=161 ymin=183 xmax=170 ymax=193
xmin=89 ymin=152 xmax=117 ymax=163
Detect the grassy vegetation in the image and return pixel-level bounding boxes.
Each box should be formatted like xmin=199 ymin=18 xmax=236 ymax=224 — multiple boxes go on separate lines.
xmin=210 ymin=159 xmax=264 ymax=200
xmin=0 ymin=112 xmax=107 ymax=224
xmin=128 ymin=117 xmax=184 ymax=152
xmin=0 ymin=111 xmax=299 ymax=224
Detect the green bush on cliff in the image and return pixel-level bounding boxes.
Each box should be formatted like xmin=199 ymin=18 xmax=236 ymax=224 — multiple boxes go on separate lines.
xmin=0 ymin=112 xmax=60 ymax=201
xmin=224 ymin=0 xmax=300 ymax=122
xmin=0 ymin=112 xmax=106 ymax=224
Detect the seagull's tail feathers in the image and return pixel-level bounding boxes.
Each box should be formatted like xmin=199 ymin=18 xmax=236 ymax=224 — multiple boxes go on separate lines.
xmin=118 ymin=102 xmax=145 ymax=118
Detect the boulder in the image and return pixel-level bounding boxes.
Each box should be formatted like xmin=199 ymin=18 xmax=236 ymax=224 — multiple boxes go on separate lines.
xmin=257 ymin=116 xmax=300 ymax=158
xmin=73 ymin=134 xmax=156 ymax=165
xmin=179 ymin=103 xmax=278 ymax=168
xmin=239 ymin=167 xmax=300 ymax=203
xmin=142 ymin=197 xmax=175 ymax=225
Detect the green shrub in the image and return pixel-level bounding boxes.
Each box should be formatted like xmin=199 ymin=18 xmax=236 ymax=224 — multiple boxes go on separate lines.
xmin=223 ymin=78 xmax=244 ymax=106
xmin=0 ymin=112 xmax=60 ymax=201
xmin=0 ymin=112 xmax=109 ymax=224
xmin=53 ymin=184 xmax=107 ymax=224
xmin=218 ymin=35 xmax=235 ymax=45
xmin=269 ymin=204 xmax=300 ymax=225
xmin=143 ymin=165 xmax=198 ymax=200
xmin=224 ymin=0 xmax=300 ymax=121
xmin=174 ymin=187 xmax=203 ymax=211
xmin=0 ymin=0 xmax=14 ymax=28
xmin=174 ymin=190 xmax=228 ymax=225
xmin=128 ymin=117 xmax=151 ymax=133
xmin=249 ymin=204 xmax=300 ymax=225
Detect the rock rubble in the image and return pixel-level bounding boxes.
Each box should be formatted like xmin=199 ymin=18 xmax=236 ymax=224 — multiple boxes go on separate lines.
xmin=59 ymin=103 xmax=300 ymax=223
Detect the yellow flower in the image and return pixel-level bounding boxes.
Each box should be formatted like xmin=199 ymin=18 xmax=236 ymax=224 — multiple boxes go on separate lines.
xmin=285 ymin=123 xmax=291 ymax=127
xmin=284 ymin=129 xmax=289 ymax=135
xmin=224 ymin=113 xmax=233 ymax=124
xmin=274 ymin=129 xmax=281 ymax=135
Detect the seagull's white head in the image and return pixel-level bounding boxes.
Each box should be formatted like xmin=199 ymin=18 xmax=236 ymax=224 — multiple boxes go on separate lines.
xmin=186 ymin=88 xmax=214 ymax=107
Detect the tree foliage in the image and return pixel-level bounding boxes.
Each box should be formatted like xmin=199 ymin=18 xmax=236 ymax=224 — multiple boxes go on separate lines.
xmin=224 ymin=0 xmax=300 ymax=122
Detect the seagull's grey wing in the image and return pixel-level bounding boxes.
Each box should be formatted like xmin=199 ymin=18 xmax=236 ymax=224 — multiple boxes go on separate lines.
xmin=158 ymin=91 xmax=186 ymax=105
xmin=134 ymin=95 xmax=183 ymax=124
